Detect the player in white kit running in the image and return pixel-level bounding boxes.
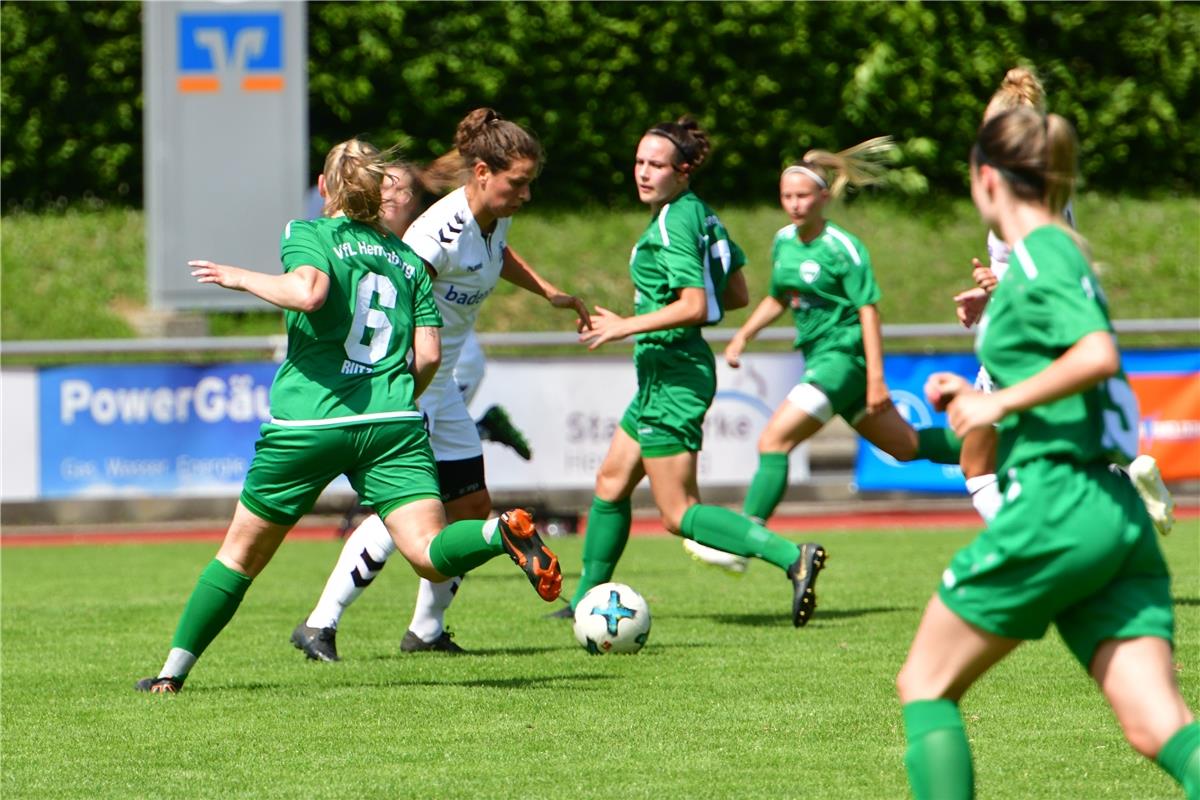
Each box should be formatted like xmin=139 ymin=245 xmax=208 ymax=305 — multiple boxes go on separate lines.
xmin=291 ymin=110 xmax=590 ymax=660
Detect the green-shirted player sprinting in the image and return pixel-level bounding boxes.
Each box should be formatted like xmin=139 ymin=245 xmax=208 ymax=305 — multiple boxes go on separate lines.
xmin=706 ymin=143 xmax=960 ymax=575
xmin=570 ymin=117 xmax=827 ymax=629
xmin=135 ymin=140 xmax=561 ymax=694
xmin=897 ymin=108 xmax=1197 ymax=799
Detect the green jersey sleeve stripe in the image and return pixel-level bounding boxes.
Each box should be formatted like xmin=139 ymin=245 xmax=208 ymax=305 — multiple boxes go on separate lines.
xmin=1013 ymin=240 xmax=1039 ymax=279
xmin=825 ymin=226 xmax=863 ymax=266
xmin=657 ymin=203 xmax=672 ymax=246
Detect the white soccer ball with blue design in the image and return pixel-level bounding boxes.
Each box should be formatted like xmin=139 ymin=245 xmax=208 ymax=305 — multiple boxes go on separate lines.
xmin=573 ymin=582 xmax=651 ymax=654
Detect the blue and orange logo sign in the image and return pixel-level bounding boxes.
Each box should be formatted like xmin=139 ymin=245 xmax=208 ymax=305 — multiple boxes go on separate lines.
xmin=177 ymin=12 xmax=284 ymax=93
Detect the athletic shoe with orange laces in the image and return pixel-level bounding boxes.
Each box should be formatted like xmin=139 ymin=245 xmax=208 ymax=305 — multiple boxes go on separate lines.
xmin=498 ymin=509 xmax=562 ymax=602
xmin=134 ymin=676 xmax=183 ymax=694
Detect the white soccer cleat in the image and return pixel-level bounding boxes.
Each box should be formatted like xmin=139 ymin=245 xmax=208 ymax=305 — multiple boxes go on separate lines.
xmin=1129 ymin=455 xmax=1176 ymax=536
xmin=683 ymin=538 xmax=749 ymax=575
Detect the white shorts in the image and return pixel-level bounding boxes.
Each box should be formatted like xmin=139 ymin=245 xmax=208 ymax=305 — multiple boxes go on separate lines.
xmin=419 ymin=377 xmax=483 ymax=462
xmin=453 ymin=330 xmax=487 ymax=407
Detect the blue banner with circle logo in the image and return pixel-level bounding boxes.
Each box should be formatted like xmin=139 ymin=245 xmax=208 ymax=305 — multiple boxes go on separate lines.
xmin=854 ymin=353 xmax=980 ymax=493
xmin=855 ymin=349 xmax=1200 ymax=493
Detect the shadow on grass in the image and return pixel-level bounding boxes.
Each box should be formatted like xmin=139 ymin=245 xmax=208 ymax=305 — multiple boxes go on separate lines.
xmin=198 ymin=672 xmax=617 ymax=693
xmin=668 ymin=606 xmax=915 ymax=627
xmin=1176 ymin=596 xmax=1200 ymax=607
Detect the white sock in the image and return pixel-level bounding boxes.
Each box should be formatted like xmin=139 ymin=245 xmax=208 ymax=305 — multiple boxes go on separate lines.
xmin=306 ymin=514 xmax=396 ymax=630
xmin=159 ymin=647 xmax=196 ymax=680
xmin=407 ymin=576 xmax=464 ymax=642
xmin=965 ymin=474 xmax=1002 ymax=524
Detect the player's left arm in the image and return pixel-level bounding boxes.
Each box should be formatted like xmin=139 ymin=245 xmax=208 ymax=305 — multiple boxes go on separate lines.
xmin=410 ymin=325 xmax=442 ymax=400
xmin=722 ymin=269 xmax=750 ymax=310
xmin=843 ymin=242 xmax=888 ymax=415
xmin=580 ymin=288 xmax=708 ymax=351
xmin=500 ymin=246 xmax=591 ymax=331
xmin=190 ymin=260 xmax=329 ymax=313
xmin=858 ymin=303 xmax=891 ymax=415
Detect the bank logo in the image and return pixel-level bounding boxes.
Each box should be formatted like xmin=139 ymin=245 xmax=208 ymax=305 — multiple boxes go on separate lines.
xmin=177 ymin=12 xmax=284 ymax=94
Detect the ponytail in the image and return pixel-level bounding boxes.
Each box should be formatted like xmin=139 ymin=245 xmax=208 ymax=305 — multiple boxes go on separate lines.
xmin=785 ymin=136 xmax=895 ymax=199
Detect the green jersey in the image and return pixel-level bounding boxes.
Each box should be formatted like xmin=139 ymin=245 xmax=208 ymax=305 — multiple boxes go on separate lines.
xmin=769 ymin=221 xmax=880 ymax=351
xmin=629 ymin=190 xmax=746 ymax=346
xmin=269 ymin=217 xmax=443 ymax=427
xmin=977 ymin=225 xmax=1138 ymax=470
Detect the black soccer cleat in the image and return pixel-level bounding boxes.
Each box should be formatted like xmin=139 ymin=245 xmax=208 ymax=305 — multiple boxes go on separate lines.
xmin=787 ymin=543 xmax=827 ymax=628
xmin=477 ymin=405 xmax=533 ymax=461
xmin=400 ymin=629 xmax=466 ymax=654
xmin=290 ymin=621 xmax=340 ymax=662
xmin=497 ymin=509 xmax=562 ymax=602
xmin=134 ymin=676 xmax=183 ymax=694
xmin=545 ymin=603 xmax=574 ymax=620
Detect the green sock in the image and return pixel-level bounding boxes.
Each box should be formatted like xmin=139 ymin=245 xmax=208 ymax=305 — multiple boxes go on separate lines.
xmin=743 ymin=452 xmax=789 ymax=523
xmin=680 ymin=504 xmax=800 ymax=571
xmin=169 ymin=559 xmax=253 ymax=661
xmin=916 ymin=426 xmax=963 ymax=465
xmin=570 ymin=496 xmax=631 ymax=608
xmin=902 ymin=699 xmax=974 ymax=800
xmin=428 ymin=519 xmax=503 ymax=576
xmin=1157 ymin=721 xmax=1200 ymax=799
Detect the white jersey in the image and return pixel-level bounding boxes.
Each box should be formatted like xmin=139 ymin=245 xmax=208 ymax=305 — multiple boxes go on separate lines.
xmin=403 ymin=186 xmax=510 ymax=396
xmin=987 ymin=200 xmax=1076 ymax=281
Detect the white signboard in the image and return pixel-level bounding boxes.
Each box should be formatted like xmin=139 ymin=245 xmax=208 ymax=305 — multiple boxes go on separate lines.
xmin=0 ymin=369 xmax=39 ymax=501
xmin=469 ymin=353 xmax=810 ymax=491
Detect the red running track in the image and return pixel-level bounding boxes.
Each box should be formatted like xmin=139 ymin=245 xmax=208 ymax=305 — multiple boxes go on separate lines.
xmin=3 ymin=506 xmax=1196 ymax=548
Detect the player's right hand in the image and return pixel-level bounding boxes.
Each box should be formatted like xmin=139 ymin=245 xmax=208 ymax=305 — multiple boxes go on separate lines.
xmin=953 ymin=287 xmax=989 ymax=328
xmin=924 ymin=371 xmax=969 ymax=412
xmin=724 ymin=337 xmax=745 ymax=369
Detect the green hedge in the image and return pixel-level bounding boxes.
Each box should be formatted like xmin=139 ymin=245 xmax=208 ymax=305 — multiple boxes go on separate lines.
xmin=3 ymin=1 xmax=1197 ymax=210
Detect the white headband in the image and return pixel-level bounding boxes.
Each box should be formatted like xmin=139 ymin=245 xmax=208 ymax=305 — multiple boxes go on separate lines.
xmin=782 ymin=165 xmax=828 ymax=189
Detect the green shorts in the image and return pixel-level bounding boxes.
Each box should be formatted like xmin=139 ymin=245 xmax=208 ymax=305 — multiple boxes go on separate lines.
xmin=801 ymin=338 xmax=868 ymax=423
xmin=240 ymin=420 xmax=441 ymax=526
xmin=939 ymin=457 xmax=1174 ymax=668
xmin=619 ymin=341 xmax=716 ymax=458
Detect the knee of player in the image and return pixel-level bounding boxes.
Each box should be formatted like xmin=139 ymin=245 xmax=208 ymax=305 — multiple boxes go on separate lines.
xmin=657 ymin=505 xmax=689 ymax=536
xmin=1119 ymin=721 xmax=1168 ymax=760
xmin=895 ymin=661 xmax=942 ymax=704
xmin=593 ymin=469 xmax=629 ymax=499
xmin=880 ymin=430 xmax=920 ymax=463
xmin=757 ymin=429 xmax=785 ymax=453
xmin=450 ymin=491 xmax=492 ymax=522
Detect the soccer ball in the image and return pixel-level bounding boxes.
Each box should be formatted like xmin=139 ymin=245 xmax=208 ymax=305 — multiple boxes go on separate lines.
xmin=573 ymin=582 xmax=651 ymax=654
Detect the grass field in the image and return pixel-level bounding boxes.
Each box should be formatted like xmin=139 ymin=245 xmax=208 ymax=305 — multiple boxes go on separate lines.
xmin=2 ymin=194 xmax=1197 ymax=350
xmin=3 ymin=522 xmax=1197 ymax=799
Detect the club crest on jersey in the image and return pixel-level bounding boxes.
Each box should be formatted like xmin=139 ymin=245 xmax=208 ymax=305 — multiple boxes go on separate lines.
xmin=799 ymin=260 xmax=821 ymax=284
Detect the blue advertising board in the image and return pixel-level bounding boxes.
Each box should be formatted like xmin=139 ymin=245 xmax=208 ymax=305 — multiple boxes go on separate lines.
xmin=39 ymin=363 xmax=277 ymax=498
xmin=853 ymin=353 xmax=979 ymax=493
xmin=855 ymin=349 xmax=1200 ymax=493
